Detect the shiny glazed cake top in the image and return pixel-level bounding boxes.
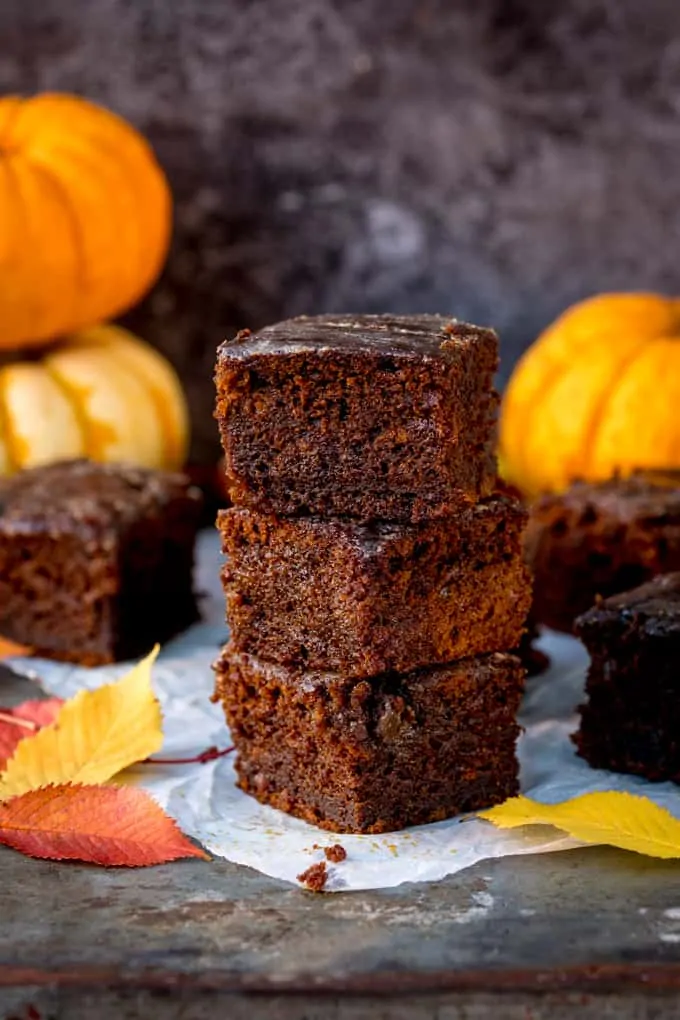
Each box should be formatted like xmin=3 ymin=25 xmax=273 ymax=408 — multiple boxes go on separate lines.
xmin=218 ymin=313 xmax=498 ymax=361
xmin=577 ymin=572 xmax=680 ymax=637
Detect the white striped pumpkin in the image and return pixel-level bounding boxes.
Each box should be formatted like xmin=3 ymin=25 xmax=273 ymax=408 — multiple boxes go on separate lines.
xmin=0 ymin=324 xmax=188 ymax=473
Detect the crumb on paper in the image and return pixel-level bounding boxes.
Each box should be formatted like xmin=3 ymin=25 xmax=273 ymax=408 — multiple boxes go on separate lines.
xmin=324 ymin=843 xmax=347 ymax=863
xmin=297 ymin=861 xmax=328 ymax=892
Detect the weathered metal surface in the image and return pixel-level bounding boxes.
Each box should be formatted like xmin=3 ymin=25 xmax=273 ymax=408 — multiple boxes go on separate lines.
xmin=2 ymin=667 xmax=680 ymax=1018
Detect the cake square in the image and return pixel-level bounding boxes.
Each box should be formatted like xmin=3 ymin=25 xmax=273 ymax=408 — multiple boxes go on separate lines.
xmin=0 ymin=459 xmax=203 ymax=665
xmin=575 ymin=573 xmax=680 ymax=780
xmin=215 ymin=314 xmax=499 ymax=522
xmin=215 ymin=647 xmax=525 ymax=833
xmin=525 ymin=474 xmax=680 ymax=633
xmin=219 ymin=493 xmax=531 ymax=676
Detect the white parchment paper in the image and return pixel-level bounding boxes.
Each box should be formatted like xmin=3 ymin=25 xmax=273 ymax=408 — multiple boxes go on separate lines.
xmin=10 ymin=530 xmax=680 ymax=891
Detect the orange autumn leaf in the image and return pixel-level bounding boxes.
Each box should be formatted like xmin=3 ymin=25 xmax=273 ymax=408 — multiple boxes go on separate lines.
xmin=0 ymin=784 xmax=208 ymax=866
xmin=0 ymin=698 xmax=63 ymax=769
xmin=0 ymin=637 xmax=32 ymax=659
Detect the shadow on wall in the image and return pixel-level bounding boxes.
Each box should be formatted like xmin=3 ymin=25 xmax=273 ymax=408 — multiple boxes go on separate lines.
xmin=2 ymin=0 xmax=680 ymax=459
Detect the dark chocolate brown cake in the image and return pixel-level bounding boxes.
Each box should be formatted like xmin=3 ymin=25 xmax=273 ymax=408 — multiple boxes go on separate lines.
xmin=575 ymin=573 xmax=680 ymax=781
xmin=215 ymin=314 xmax=499 ymax=523
xmin=525 ymin=474 xmax=680 ymax=632
xmin=0 ymin=459 xmax=203 ymax=665
xmin=214 ymin=312 xmax=528 ymax=833
xmin=219 ymin=494 xmax=531 ymax=676
xmin=215 ymin=646 xmax=525 ymax=834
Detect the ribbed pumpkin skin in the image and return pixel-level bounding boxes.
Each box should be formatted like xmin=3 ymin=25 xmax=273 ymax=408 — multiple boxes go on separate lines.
xmin=0 ymin=324 xmax=189 ymax=474
xmin=499 ymin=293 xmax=680 ymax=499
xmin=0 ymin=93 xmax=171 ymax=348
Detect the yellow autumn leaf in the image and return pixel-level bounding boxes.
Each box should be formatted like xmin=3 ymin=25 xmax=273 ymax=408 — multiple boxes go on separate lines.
xmin=479 ymin=792 xmax=680 ymax=860
xmin=0 ymin=647 xmax=162 ymax=800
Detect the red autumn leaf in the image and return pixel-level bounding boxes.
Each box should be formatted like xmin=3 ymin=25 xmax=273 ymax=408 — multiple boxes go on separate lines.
xmin=0 ymin=699 xmax=64 ymax=769
xmin=0 ymin=784 xmax=209 ymax=867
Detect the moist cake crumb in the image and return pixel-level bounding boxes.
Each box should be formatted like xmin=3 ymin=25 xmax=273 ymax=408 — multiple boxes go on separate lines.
xmin=297 ymin=861 xmax=328 ymax=892
xmin=324 ymin=844 xmax=347 ymax=863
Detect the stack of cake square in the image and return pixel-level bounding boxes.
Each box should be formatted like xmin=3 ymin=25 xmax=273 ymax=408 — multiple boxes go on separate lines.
xmin=214 ymin=314 xmax=531 ymax=833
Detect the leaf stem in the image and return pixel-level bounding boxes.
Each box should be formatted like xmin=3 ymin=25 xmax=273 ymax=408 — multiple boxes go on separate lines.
xmin=141 ymin=745 xmax=235 ymax=766
xmin=0 ymin=709 xmax=39 ymax=732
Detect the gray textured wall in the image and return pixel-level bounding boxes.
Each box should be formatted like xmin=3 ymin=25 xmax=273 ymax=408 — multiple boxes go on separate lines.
xmin=2 ymin=0 xmax=680 ymax=459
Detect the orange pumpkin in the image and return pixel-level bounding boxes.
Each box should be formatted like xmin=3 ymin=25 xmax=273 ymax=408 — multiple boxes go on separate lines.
xmin=0 ymin=93 xmax=171 ymax=348
xmin=499 ymin=292 xmax=680 ymax=499
xmin=0 ymin=324 xmax=189 ymax=473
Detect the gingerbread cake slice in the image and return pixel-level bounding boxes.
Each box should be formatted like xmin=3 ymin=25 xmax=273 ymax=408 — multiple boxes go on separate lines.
xmin=525 ymin=474 xmax=680 ymax=633
xmin=215 ymin=314 xmax=499 ymax=522
xmin=215 ymin=647 xmax=525 ymax=834
xmin=0 ymin=459 xmax=203 ymax=665
xmin=575 ymin=573 xmax=680 ymax=781
xmin=219 ymin=493 xmax=531 ymax=676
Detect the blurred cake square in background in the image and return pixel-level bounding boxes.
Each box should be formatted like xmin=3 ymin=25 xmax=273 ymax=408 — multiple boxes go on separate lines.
xmin=525 ymin=472 xmax=680 ymax=635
